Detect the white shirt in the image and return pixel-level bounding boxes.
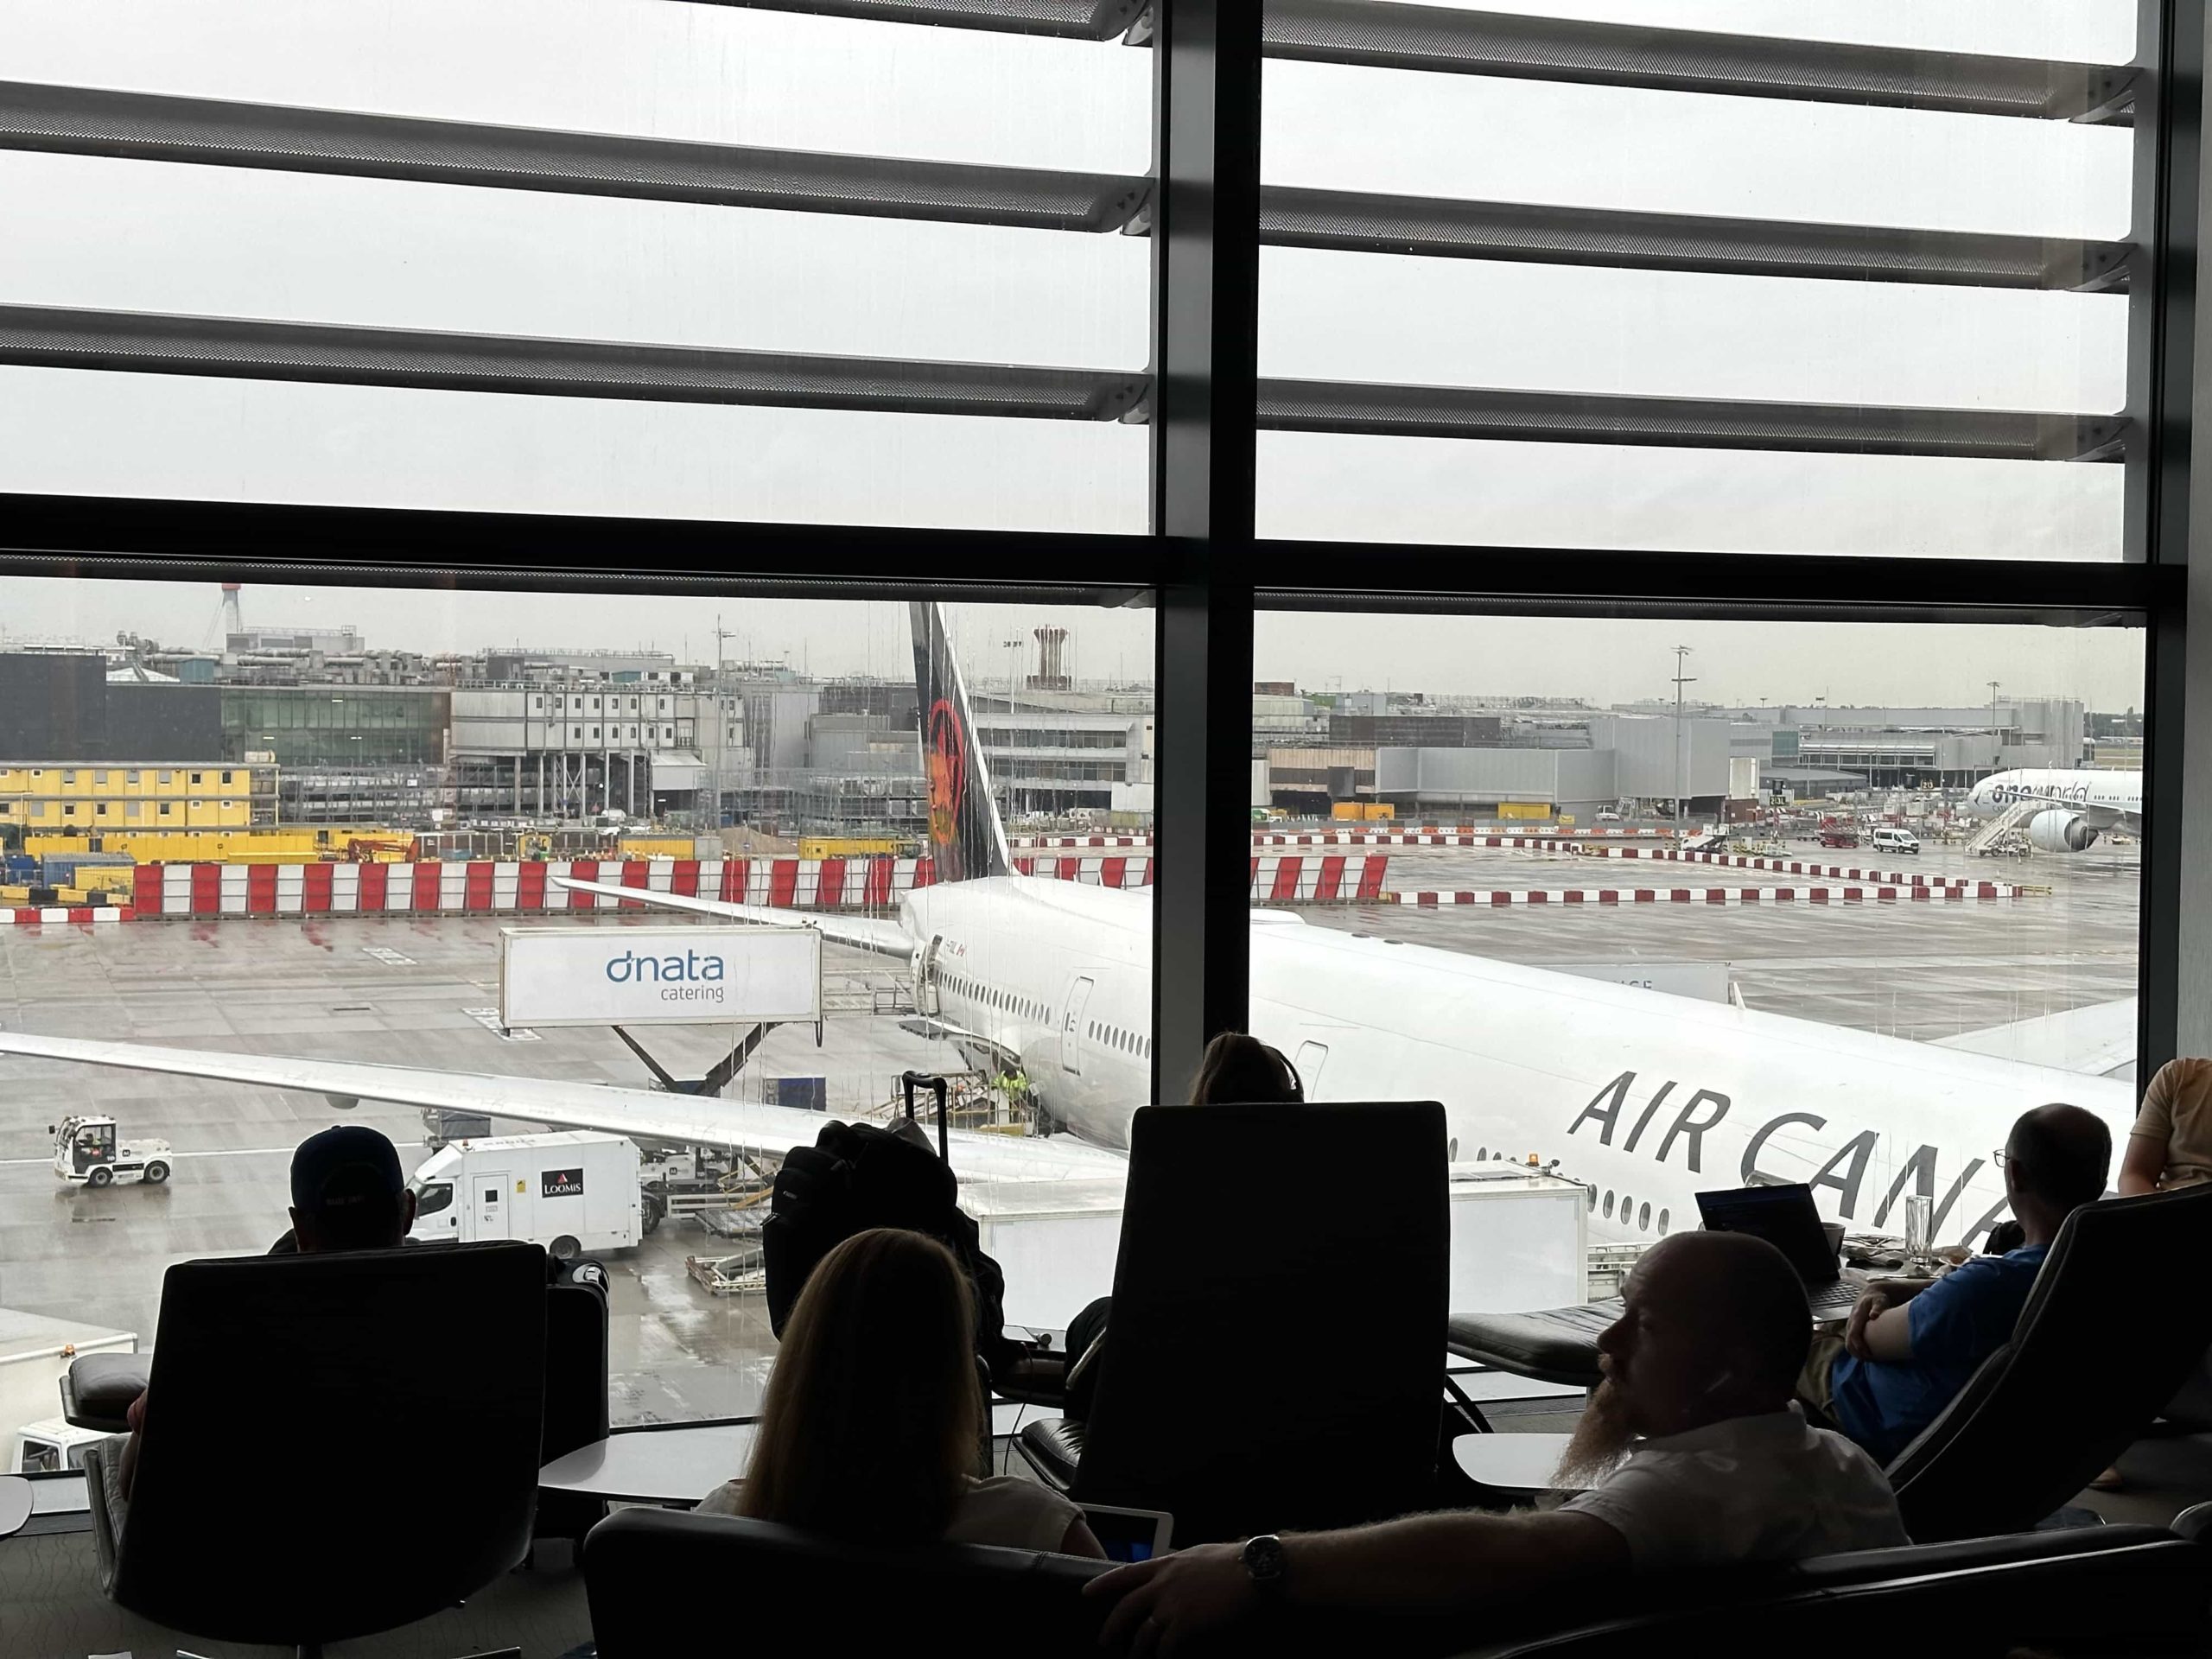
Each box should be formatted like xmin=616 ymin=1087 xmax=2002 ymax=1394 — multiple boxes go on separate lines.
xmin=693 ymin=1474 xmax=1083 ymax=1554
xmin=1560 ymin=1407 xmax=1907 ymax=1570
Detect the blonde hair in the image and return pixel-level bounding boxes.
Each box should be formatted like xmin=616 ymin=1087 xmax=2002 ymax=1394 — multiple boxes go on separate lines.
xmin=738 ymin=1227 xmax=982 ymax=1545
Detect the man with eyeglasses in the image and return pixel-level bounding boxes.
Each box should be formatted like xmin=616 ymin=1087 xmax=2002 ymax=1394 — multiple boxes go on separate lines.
xmin=1796 ymin=1103 xmax=2111 ymax=1464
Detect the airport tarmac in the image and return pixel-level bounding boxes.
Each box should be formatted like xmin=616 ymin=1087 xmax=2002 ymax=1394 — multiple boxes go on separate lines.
xmin=0 ymin=913 xmax=951 ymax=1426
xmin=0 ymin=838 xmax=2141 ymax=1427
xmin=1300 ymin=836 xmax=2139 ymax=1044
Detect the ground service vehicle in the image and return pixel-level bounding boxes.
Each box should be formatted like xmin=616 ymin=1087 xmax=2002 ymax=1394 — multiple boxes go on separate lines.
xmin=0 ymin=1307 xmax=138 ymax=1472
xmin=1871 ymin=827 xmax=1922 ymax=855
xmin=1818 ymin=820 xmax=1861 ymax=849
xmin=407 ymin=1131 xmax=641 ymax=1260
xmin=10 ymin=1417 xmax=107 ymax=1474
xmin=50 ymin=1116 xmax=171 ymax=1187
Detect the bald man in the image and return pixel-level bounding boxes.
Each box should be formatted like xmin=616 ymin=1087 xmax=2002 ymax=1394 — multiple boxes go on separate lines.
xmin=1087 ymin=1232 xmax=1904 ymax=1655
xmin=1803 ymin=1103 xmax=2111 ymax=1465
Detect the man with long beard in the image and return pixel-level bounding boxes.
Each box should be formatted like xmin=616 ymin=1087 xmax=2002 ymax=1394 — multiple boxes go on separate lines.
xmin=1088 ymin=1230 xmax=1905 ymax=1655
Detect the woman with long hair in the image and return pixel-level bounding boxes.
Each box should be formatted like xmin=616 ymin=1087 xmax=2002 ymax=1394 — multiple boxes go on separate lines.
xmin=698 ymin=1227 xmax=1102 ymax=1555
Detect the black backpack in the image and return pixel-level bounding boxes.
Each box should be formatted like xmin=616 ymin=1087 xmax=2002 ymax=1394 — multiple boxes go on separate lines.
xmin=762 ymin=1082 xmax=1019 ymax=1373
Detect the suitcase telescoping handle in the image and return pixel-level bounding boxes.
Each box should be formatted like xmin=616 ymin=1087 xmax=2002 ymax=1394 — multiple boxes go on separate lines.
xmin=901 ymin=1071 xmax=950 ymax=1164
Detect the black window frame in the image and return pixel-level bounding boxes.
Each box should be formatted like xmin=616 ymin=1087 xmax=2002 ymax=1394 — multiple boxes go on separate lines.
xmin=0 ymin=0 xmax=2198 ymax=1096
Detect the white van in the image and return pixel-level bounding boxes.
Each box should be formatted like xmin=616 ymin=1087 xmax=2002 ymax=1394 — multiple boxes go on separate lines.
xmin=11 ymin=1417 xmax=108 ymax=1474
xmin=1870 ymin=827 xmax=1922 ymax=855
xmin=408 ymin=1131 xmax=642 ymax=1261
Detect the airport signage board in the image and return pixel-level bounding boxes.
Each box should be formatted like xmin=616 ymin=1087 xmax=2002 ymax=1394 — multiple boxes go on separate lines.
xmin=500 ymin=925 xmax=823 ymax=1029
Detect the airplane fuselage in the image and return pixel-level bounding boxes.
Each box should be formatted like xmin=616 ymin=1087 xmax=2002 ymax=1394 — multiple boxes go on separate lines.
xmin=1965 ymin=768 xmax=2143 ymax=840
xmin=903 ymin=876 xmax=2134 ymax=1250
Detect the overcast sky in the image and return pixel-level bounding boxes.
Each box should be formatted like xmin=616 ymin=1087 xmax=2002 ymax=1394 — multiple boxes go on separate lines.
xmin=0 ymin=0 xmax=2147 ymax=703
xmin=0 ymin=580 xmax=2145 ymax=711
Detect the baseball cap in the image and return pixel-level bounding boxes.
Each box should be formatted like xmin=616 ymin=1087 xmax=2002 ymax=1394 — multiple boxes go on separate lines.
xmin=291 ymin=1125 xmax=404 ymax=1214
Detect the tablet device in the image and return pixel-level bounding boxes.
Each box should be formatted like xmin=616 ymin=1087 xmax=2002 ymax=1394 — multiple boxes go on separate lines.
xmin=1078 ymin=1503 xmax=1173 ymax=1563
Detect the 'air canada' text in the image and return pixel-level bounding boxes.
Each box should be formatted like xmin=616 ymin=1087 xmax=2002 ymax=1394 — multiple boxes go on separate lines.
xmin=1567 ymin=1068 xmax=2012 ymax=1242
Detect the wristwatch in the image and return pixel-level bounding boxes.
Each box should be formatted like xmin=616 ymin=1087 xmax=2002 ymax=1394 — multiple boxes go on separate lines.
xmin=1240 ymin=1534 xmax=1287 ymax=1597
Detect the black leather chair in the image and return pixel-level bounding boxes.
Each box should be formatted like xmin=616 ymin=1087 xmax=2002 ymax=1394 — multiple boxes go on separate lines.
xmin=1888 ymin=1182 xmax=2212 ymax=1542
xmin=67 ymin=1259 xmax=610 ymax=1545
xmin=1446 ymin=1302 xmax=1610 ymax=1392
xmin=1018 ymin=1101 xmax=1449 ymax=1544
xmin=1459 ymin=1185 xmax=2212 ymax=1523
xmin=582 ymin=1506 xmax=1109 ymax=1657
xmin=60 ymin=1350 xmax=150 ymax=1433
xmin=1448 ymin=1526 xmax=2209 ymax=1659
xmin=1151 ymin=1526 xmax=2204 ymax=1659
xmin=81 ymin=1240 xmax=547 ymax=1657
xmin=534 ymin=1275 xmax=613 ymax=1543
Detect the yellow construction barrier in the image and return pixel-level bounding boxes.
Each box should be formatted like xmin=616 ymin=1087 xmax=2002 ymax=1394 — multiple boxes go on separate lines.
xmin=798 ymin=836 xmax=912 ymax=859
xmin=29 ymin=827 xmax=392 ymax=863
xmin=618 ymin=835 xmax=702 ymax=860
xmin=3 ymin=884 xmax=100 ymax=906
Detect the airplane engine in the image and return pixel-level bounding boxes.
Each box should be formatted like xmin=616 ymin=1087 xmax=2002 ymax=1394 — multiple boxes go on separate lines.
xmin=2027 ymin=809 xmax=2097 ymax=853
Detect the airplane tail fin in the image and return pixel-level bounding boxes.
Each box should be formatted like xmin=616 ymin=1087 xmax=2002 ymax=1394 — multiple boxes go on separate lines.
xmin=911 ymin=602 xmax=1014 ymax=883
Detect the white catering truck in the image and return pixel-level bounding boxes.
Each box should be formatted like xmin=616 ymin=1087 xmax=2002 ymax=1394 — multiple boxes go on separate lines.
xmin=407 ymin=1131 xmax=642 ymax=1261
xmin=0 ymin=1307 xmax=139 ymax=1474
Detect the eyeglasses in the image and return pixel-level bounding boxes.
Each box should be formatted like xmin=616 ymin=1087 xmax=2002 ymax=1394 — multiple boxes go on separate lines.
xmin=1993 ymin=1149 xmax=2013 ymax=1170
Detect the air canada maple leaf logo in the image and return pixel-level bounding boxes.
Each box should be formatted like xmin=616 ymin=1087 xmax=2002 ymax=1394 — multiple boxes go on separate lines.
xmin=926 ymin=696 xmax=968 ymax=878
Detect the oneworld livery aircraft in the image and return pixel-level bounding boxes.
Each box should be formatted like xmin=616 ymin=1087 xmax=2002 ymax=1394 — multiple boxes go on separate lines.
xmin=0 ymin=606 xmax=2137 ymax=1249
xmin=1963 ymin=767 xmax=2143 ymax=852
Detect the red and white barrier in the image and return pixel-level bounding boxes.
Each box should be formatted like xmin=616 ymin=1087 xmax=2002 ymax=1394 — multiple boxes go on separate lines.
xmin=1387 ymin=884 xmax=2028 ymax=907
xmin=1011 ymin=855 xmax=1154 ymax=887
xmin=1249 ymin=854 xmax=1389 ymax=903
xmin=1010 ymin=853 xmax=1389 ymax=902
xmin=1010 ymin=827 xmax=1679 ymax=850
xmin=1569 ymin=848 xmax=1973 ymax=887
xmin=1255 ymin=830 xmax=1680 ymax=848
xmin=127 ymin=856 xmax=945 ymax=918
xmin=115 ymin=852 xmax=1387 ymax=919
xmin=3 ymin=906 xmax=131 ymax=925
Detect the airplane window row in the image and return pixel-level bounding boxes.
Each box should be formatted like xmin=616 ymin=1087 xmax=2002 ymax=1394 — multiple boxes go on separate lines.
xmin=1586 ymin=1185 xmax=1668 ymax=1236
xmin=1087 ymin=1020 xmax=1152 ymax=1061
xmin=946 ymin=974 xmax=1048 ymax=1028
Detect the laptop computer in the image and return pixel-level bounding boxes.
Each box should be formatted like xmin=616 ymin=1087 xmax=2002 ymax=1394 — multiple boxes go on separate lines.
xmin=1695 ymin=1183 xmax=1860 ymax=1320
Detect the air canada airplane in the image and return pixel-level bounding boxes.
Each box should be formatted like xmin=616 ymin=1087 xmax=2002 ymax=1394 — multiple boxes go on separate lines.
xmin=0 ymin=607 xmax=2138 ymax=1251
xmin=1963 ymin=767 xmax=2144 ymax=852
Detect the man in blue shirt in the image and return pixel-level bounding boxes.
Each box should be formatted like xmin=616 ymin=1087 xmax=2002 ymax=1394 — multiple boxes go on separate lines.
xmin=1799 ymin=1103 xmax=2111 ymax=1465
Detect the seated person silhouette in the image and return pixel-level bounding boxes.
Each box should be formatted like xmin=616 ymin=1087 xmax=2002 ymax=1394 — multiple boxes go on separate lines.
xmin=698 ymin=1226 xmax=1103 ymax=1556
xmin=1064 ymin=1032 xmax=1302 ymax=1421
xmin=1797 ymin=1103 xmax=2109 ymax=1465
xmin=2121 ymin=1057 xmax=2212 ymax=1196
xmin=111 ymin=1125 xmax=418 ymax=1510
xmin=1086 ymin=1231 xmax=1904 ymax=1649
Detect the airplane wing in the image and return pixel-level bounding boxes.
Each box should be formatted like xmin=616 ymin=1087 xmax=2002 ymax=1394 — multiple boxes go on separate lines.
xmin=552 ymin=876 xmax=912 ymax=961
xmin=1931 ymin=996 xmax=2139 ymax=1082
xmin=0 ymin=1031 xmax=1127 ymax=1186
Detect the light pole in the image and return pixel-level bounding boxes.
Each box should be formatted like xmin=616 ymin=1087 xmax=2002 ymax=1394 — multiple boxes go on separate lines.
xmin=1672 ymin=645 xmax=1696 ymax=846
xmin=1987 ymin=680 xmax=2002 ymax=773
